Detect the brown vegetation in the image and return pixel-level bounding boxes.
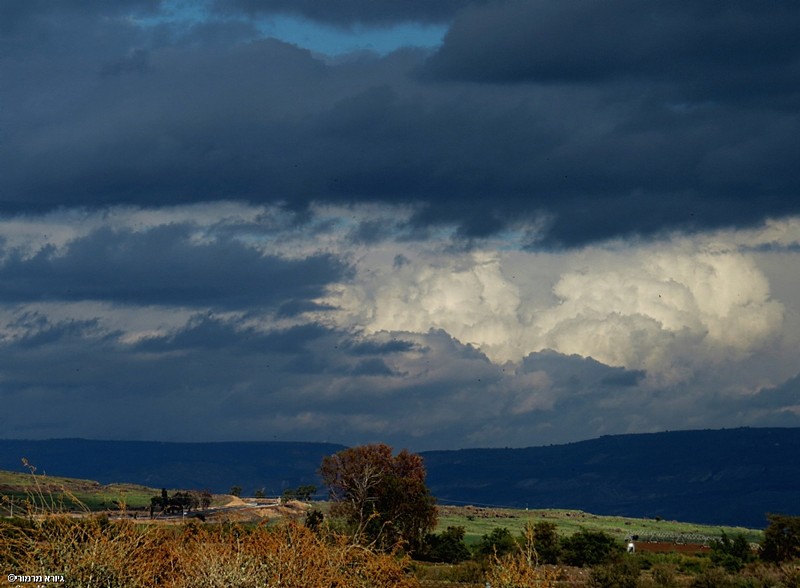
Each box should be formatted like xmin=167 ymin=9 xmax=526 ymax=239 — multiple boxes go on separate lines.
xmin=1 ymin=516 xmax=420 ymax=588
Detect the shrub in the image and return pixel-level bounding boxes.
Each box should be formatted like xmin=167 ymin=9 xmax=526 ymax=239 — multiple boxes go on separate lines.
xmin=2 ymin=516 xmax=421 ymax=588
xmin=481 ymin=519 xmax=562 ymax=588
xmin=531 ymin=521 xmax=561 ymax=565
xmin=484 ymin=551 xmax=560 ymax=588
xmin=411 ymin=560 xmax=483 ymax=584
xmin=560 ymin=529 xmax=623 ymax=567
xmin=761 ymin=514 xmax=800 ymax=563
xmin=590 ymin=558 xmax=641 ymax=588
xmin=419 ymin=526 xmax=471 ymax=563
xmin=649 ymin=563 xmax=678 ymax=588
xmin=476 ymin=527 xmax=518 ymax=560
xmin=711 ymin=531 xmax=754 ymax=572
xmin=304 ymin=508 xmax=324 ymax=532
xmin=689 ymin=566 xmax=736 ymax=588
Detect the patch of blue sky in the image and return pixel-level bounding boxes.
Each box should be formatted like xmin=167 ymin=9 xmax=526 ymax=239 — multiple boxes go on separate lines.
xmin=256 ymin=15 xmax=446 ymax=56
xmin=131 ymin=0 xmax=445 ymax=57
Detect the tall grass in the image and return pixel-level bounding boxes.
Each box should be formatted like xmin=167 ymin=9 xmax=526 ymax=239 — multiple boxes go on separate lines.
xmin=1 ymin=516 xmax=421 ymax=588
xmin=1 ymin=462 xmax=421 ymax=587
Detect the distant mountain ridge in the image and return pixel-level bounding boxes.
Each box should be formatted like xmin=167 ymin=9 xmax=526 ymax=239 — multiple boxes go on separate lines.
xmin=0 ymin=438 xmax=345 ymax=497
xmin=1 ymin=428 xmax=798 ymax=528
xmin=422 ymin=428 xmax=800 ymax=528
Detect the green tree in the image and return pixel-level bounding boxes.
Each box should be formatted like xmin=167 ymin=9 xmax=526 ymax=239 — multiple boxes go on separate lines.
xmin=319 ymin=443 xmax=437 ymax=553
xmin=761 ymin=514 xmax=800 ymax=563
xmin=476 ymin=527 xmax=518 ymax=560
xmin=560 ymin=529 xmax=622 ymax=567
xmin=711 ymin=531 xmax=753 ymax=572
xmin=531 ymin=521 xmax=561 ymax=564
xmin=229 ymin=485 xmax=242 ymax=497
xmin=420 ymin=526 xmax=471 ymax=563
xmin=295 ymin=485 xmax=317 ymax=501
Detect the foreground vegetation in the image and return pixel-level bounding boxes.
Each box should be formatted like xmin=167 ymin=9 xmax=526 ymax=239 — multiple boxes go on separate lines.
xmin=3 ymin=511 xmax=798 ymax=588
xmin=1 ymin=515 xmax=418 ymax=588
xmin=436 ymin=505 xmax=764 ymax=546
xmin=2 ymin=446 xmax=799 ymax=587
xmin=0 ymin=467 xmax=156 ymax=513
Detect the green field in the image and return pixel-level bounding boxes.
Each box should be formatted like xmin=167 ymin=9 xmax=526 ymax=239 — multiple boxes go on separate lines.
xmin=436 ymin=505 xmax=763 ymax=546
xmin=0 ymin=468 xmax=765 ymax=547
xmin=0 ymin=469 xmax=161 ymax=513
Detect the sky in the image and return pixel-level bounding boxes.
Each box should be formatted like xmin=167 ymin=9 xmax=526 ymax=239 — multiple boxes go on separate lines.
xmin=1 ymin=0 xmax=799 ymax=451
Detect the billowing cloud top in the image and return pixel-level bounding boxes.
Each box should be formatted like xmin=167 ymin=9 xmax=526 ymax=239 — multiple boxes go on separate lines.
xmin=1 ymin=1 xmax=799 ymax=449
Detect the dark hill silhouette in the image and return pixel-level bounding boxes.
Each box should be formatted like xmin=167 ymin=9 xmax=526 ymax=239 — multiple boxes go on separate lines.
xmin=0 ymin=438 xmax=345 ymax=497
xmin=421 ymin=428 xmax=800 ymax=528
xmin=1 ymin=428 xmax=798 ymax=527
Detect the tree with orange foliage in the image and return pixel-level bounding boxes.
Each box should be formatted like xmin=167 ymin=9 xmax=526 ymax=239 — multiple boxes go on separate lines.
xmin=319 ymin=443 xmax=437 ymax=553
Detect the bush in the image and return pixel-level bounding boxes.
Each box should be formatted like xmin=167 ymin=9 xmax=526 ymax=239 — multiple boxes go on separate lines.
xmin=689 ymin=566 xmax=736 ymax=588
xmin=761 ymin=514 xmax=800 ymax=563
xmin=419 ymin=526 xmax=471 ymax=563
xmin=561 ymin=529 xmax=623 ymax=567
xmin=711 ymin=531 xmax=754 ymax=572
xmin=304 ymin=508 xmax=324 ymax=532
xmin=531 ymin=521 xmax=561 ymax=565
xmin=2 ymin=516 xmax=421 ymax=588
xmin=476 ymin=527 xmax=518 ymax=560
xmin=484 ymin=551 xmax=560 ymax=588
xmin=411 ymin=560 xmax=483 ymax=584
xmin=649 ymin=563 xmax=678 ymax=588
xmin=590 ymin=559 xmax=641 ymax=588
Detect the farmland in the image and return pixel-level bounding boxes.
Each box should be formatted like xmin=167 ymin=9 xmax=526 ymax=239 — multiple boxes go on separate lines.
xmin=1 ymin=468 xmax=763 ymax=545
xmin=3 ymin=468 xmax=799 ymax=588
xmin=435 ymin=504 xmax=763 ymax=547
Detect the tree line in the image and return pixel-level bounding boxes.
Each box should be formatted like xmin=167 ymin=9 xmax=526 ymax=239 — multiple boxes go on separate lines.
xmin=315 ymin=443 xmax=800 ymax=586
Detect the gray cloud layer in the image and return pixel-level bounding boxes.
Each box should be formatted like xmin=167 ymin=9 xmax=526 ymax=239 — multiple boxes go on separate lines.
xmin=0 ymin=225 xmax=348 ymax=309
xmin=2 ymin=2 xmax=800 ymax=449
xmin=1 ymin=312 xmax=796 ymax=448
xmin=2 ymin=2 xmax=799 ymax=245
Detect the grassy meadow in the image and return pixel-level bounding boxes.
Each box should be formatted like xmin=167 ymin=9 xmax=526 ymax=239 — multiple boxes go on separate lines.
xmin=0 ymin=469 xmax=221 ymax=514
xmin=5 ymin=468 xmax=795 ymax=588
xmin=435 ymin=505 xmax=764 ymax=546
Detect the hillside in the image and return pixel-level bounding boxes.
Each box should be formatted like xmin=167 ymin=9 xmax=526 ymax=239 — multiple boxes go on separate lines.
xmin=1 ymin=428 xmax=798 ymax=528
xmin=422 ymin=428 xmax=800 ymax=528
xmin=0 ymin=439 xmax=345 ymax=497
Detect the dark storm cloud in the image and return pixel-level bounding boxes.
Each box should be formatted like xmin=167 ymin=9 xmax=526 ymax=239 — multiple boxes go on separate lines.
xmin=350 ymin=358 xmax=396 ymax=376
xmin=2 ymin=2 xmax=800 ymax=246
xmin=133 ymin=316 xmax=333 ymax=355
xmin=1 ymin=309 xmax=793 ymax=447
xmin=12 ymin=315 xmax=113 ymax=350
xmin=746 ymin=375 xmax=800 ymax=420
xmin=0 ymin=0 xmax=159 ymax=28
xmin=0 ymin=225 xmax=349 ymax=309
xmin=212 ymin=0 xmax=481 ymax=26
xmin=345 ymin=338 xmax=418 ymax=355
xmin=425 ymin=0 xmax=800 ymax=89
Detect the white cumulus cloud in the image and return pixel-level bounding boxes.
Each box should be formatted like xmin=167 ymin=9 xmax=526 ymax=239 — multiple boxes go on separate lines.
xmin=332 ymin=238 xmax=785 ymax=386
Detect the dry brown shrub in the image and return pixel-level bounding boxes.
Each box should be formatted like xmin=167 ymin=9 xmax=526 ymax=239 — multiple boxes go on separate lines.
xmin=483 ymin=523 xmax=561 ymax=588
xmin=1 ymin=515 xmax=419 ymax=588
xmin=484 ymin=554 xmax=561 ymax=588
